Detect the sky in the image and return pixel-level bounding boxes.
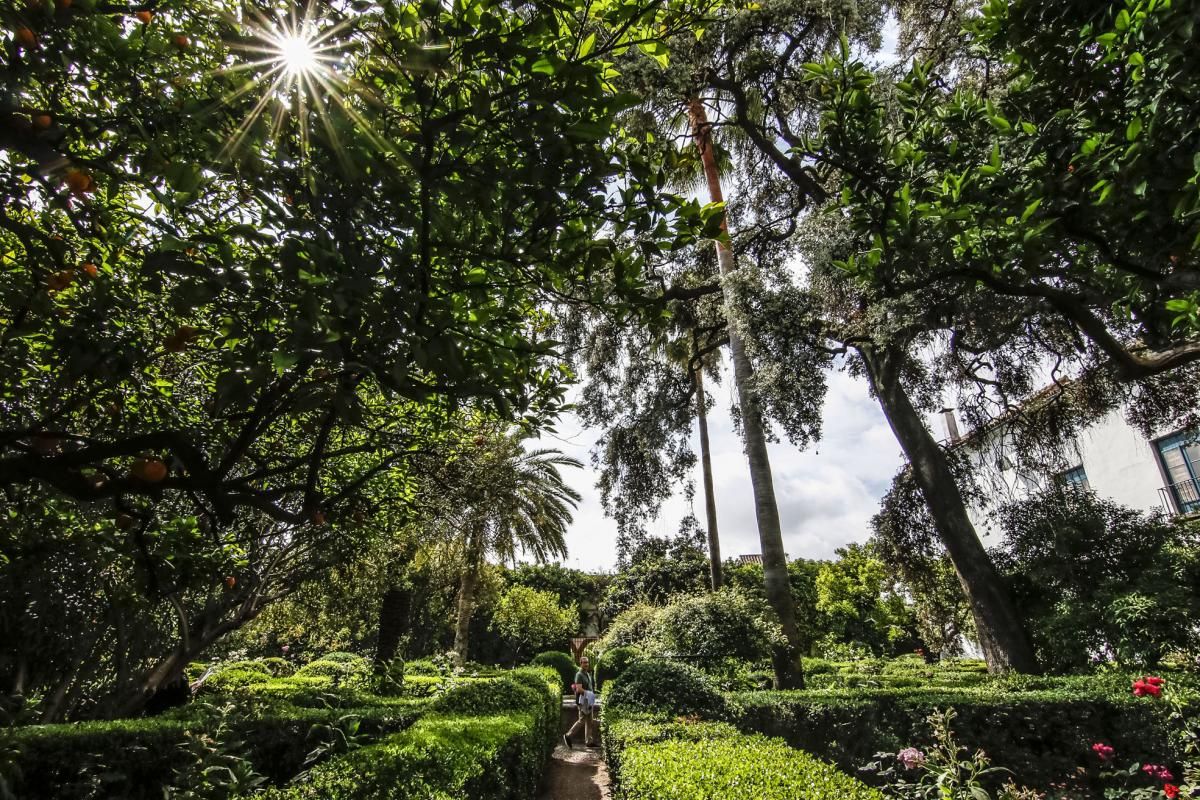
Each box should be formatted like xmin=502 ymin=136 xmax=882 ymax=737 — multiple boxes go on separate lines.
xmin=537 ymin=364 xmax=913 ymax=573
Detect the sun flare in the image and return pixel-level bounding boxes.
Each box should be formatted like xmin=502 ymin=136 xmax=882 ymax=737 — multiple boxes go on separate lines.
xmin=277 ymin=32 xmax=320 ymax=77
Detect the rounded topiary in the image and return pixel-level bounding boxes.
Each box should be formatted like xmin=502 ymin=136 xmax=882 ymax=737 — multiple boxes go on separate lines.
xmin=596 ymin=646 xmax=638 ymax=689
xmin=531 ymin=651 xmax=576 ymax=692
xmin=429 ymin=675 xmax=541 ymax=716
xmin=295 ymin=653 xmax=371 ymax=682
xmin=604 ymin=659 xmax=727 ymax=719
xmin=255 ymin=656 xmax=295 ymax=677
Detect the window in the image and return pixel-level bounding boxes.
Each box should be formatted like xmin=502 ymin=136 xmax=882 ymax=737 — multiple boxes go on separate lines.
xmin=1156 ymin=431 xmax=1200 ymax=514
xmin=1057 ymin=465 xmax=1090 ymax=491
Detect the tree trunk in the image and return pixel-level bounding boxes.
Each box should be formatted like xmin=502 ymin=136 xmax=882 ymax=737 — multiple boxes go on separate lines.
xmin=689 ymin=97 xmax=804 ymax=688
xmin=859 ymin=342 xmax=1039 ymax=674
xmin=695 ymin=368 xmax=723 ymax=591
xmin=453 ymin=528 xmax=484 ymax=665
xmin=375 ymin=585 xmax=412 ymax=664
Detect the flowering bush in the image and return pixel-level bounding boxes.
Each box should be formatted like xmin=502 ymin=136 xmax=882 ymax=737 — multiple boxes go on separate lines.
xmin=860 ymin=709 xmax=1038 ymax=799
xmin=1088 ymin=676 xmax=1198 ymax=799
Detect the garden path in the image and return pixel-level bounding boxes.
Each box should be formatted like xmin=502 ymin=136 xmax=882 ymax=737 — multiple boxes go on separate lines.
xmin=538 ymin=696 xmax=610 ymax=800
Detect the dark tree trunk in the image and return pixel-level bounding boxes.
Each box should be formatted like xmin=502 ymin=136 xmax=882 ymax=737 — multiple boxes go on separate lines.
xmin=859 ymin=342 xmax=1039 ymax=674
xmin=695 ymin=368 xmax=723 ymax=591
xmin=689 ymin=97 xmax=804 ymax=688
xmin=375 ymin=585 xmax=412 ymax=664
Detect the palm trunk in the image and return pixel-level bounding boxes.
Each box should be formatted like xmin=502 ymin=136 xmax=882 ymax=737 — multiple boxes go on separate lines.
xmin=689 ymin=97 xmax=804 ymax=688
xmin=695 ymin=368 xmax=722 ymax=590
xmin=859 ymin=342 xmax=1039 ymax=673
xmin=453 ymin=527 xmax=484 ymax=664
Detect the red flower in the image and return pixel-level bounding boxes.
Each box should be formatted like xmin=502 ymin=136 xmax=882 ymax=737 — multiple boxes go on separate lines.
xmin=1164 ymin=784 xmax=1179 ymax=799
xmin=1142 ymin=764 xmax=1174 ymax=782
xmin=1091 ymin=742 xmax=1115 ymax=761
xmin=1146 ymin=676 xmax=1165 ymax=687
xmin=1133 ymin=677 xmax=1164 ymax=698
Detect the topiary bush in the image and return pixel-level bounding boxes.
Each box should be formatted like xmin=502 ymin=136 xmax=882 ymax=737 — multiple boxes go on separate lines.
xmin=605 ymin=660 xmax=727 ymax=719
xmin=599 ymin=602 xmax=662 ymax=650
xmin=295 ymin=654 xmax=371 ymax=683
xmin=531 ymin=651 xmax=576 ymax=692
xmin=596 ymin=646 xmax=639 ymax=690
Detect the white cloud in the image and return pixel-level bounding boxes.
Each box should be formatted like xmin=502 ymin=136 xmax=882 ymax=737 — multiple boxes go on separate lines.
xmin=533 ymin=362 xmax=905 ymax=572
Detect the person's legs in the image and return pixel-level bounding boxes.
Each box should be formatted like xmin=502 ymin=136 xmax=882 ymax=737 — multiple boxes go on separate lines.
xmin=583 ymin=710 xmax=596 ymax=745
xmin=565 ymin=706 xmax=586 ymax=746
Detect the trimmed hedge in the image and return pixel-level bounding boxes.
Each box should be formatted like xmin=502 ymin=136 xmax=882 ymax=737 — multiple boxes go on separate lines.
xmin=620 ymin=732 xmax=886 ymax=800
xmin=728 ymin=685 xmax=1190 ymax=788
xmin=1 ymin=666 xmax=555 ymax=800
xmin=531 ymin=650 xmax=577 ymax=692
xmin=601 ymin=712 xmax=882 ymax=799
xmin=596 ymin=646 xmax=638 ymax=690
xmin=249 ymin=666 xmax=560 ymax=800
xmin=1 ymin=702 xmax=427 ymax=798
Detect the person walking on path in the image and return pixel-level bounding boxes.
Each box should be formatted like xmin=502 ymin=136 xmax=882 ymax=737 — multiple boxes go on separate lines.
xmin=563 ymin=655 xmax=597 ymax=749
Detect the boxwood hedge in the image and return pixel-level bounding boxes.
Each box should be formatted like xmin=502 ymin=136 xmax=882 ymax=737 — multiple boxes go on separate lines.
xmin=727 ymin=684 xmax=1190 ymax=788
xmin=1 ymin=665 xmax=557 ymax=800
xmin=247 ymin=666 xmax=560 ymax=800
xmin=601 ymin=711 xmax=883 ymax=800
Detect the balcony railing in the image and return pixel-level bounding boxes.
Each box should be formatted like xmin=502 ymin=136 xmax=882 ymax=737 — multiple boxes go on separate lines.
xmin=1158 ymin=477 xmax=1200 ymax=516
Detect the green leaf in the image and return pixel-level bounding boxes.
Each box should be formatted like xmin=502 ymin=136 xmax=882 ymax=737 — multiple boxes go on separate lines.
xmin=1126 ymin=116 xmax=1143 ymax=141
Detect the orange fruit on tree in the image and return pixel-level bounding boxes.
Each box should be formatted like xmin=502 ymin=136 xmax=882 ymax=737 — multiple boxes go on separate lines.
xmin=33 ymin=113 xmax=52 ymax=129
xmin=46 ymin=269 xmax=74 ymax=292
xmin=15 ymin=28 xmax=37 ymax=48
xmin=135 ymin=10 xmax=152 ymax=23
xmin=65 ymin=169 xmax=94 ymax=196
xmin=81 ymin=262 xmax=98 ymax=278
xmin=173 ymin=34 xmax=189 ymax=49
xmin=130 ymin=456 xmax=168 ymax=483
xmin=224 ymin=576 xmax=237 ymax=589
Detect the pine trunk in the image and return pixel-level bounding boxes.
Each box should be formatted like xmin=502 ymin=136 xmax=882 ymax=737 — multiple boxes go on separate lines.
xmin=860 ymin=343 xmax=1039 ymax=673
xmin=695 ymin=369 xmax=723 ymax=590
xmin=689 ymin=97 xmax=804 ymax=688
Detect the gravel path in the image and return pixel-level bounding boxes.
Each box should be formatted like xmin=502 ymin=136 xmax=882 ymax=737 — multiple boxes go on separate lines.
xmin=537 ymin=697 xmax=611 ymax=800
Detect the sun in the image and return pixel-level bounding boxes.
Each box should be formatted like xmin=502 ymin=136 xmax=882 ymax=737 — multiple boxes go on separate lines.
xmin=276 ymin=32 xmax=320 ymax=78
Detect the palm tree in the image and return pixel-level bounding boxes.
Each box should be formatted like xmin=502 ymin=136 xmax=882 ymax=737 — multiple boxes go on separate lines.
xmin=685 ymin=96 xmax=806 ymax=687
xmin=450 ymin=435 xmax=581 ymax=663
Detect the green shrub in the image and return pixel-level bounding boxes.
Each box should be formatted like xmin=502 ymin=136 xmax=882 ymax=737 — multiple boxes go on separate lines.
xmin=246 ymin=667 xmax=559 ymax=800
xmin=727 ymin=683 xmax=1192 ymax=789
xmin=596 ymin=645 xmax=639 ymax=690
xmin=620 ymin=734 xmax=885 ymax=799
xmin=202 ymin=666 xmax=276 ymax=693
xmin=405 ymin=659 xmax=440 ymax=676
xmin=995 ymin=489 xmax=1200 ymax=671
xmin=313 ymin=651 xmax=366 ymax=664
xmin=605 ymin=660 xmax=727 ymax=719
xmin=645 ymin=589 xmax=782 ymax=675
xmin=0 ymin=703 xmax=427 ymax=799
xmin=257 ymin=657 xmax=295 ymax=677
xmin=599 ymin=602 xmax=662 ymax=650
xmin=295 ymin=655 xmax=371 ymax=683
xmin=531 ymin=651 xmax=576 ymax=692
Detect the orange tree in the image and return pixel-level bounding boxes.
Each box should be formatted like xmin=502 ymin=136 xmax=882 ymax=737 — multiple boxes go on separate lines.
xmin=0 ymin=0 xmax=714 ymax=717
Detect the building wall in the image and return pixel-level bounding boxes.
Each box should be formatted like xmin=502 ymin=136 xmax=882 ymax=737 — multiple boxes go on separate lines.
xmin=948 ymin=407 xmax=1179 ymax=546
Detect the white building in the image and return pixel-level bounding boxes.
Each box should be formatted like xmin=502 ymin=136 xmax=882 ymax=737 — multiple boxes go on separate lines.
xmin=938 ymin=401 xmax=1199 ymax=546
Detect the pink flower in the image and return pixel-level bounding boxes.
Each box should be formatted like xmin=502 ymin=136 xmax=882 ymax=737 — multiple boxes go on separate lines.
xmin=1164 ymin=784 xmax=1179 ymax=799
xmin=1091 ymin=742 xmax=1115 ymax=761
xmin=898 ymin=747 xmax=926 ymax=770
xmin=1142 ymin=764 xmax=1174 ymax=782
